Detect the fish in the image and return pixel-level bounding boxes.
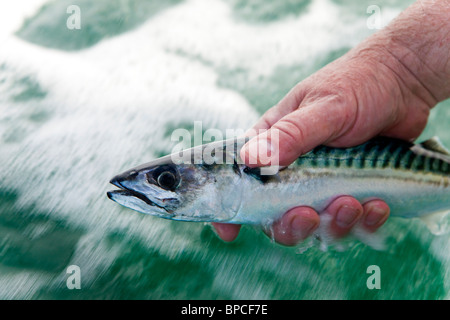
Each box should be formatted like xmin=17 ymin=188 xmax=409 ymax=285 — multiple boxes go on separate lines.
xmin=107 ymin=136 xmax=450 ymax=235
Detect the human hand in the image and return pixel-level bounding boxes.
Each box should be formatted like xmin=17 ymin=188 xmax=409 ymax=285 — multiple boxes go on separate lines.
xmin=213 ymin=0 xmax=450 ymax=245
xmin=213 ymin=197 xmax=390 ymax=245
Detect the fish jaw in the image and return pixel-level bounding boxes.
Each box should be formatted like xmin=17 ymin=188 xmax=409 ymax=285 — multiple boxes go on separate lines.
xmin=107 ymin=169 xmax=177 ymax=218
xmin=107 ymin=189 xmax=170 ymax=217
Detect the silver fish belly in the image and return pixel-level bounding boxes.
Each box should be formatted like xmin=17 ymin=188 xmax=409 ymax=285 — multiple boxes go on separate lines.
xmin=107 ymin=136 xmax=450 ymax=234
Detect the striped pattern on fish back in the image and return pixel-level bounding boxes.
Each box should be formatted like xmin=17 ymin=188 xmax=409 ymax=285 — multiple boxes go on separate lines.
xmin=295 ymin=137 xmax=450 ymax=175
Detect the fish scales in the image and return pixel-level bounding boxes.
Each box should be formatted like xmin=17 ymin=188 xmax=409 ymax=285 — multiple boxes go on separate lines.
xmin=295 ymin=138 xmax=449 ymax=174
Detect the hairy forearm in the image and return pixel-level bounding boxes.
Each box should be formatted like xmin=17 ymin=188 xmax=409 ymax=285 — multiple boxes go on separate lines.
xmin=352 ymin=0 xmax=450 ymax=106
xmin=385 ymin=0 xmax=450 ymax=101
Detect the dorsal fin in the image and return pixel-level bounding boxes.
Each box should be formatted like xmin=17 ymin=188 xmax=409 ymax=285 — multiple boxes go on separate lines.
xmin=419 ymin=136 xmax=450 ymax=155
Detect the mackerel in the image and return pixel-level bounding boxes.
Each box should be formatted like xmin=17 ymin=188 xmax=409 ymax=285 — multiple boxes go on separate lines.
xmin=107 ymin=136 xmax=450 ymax=234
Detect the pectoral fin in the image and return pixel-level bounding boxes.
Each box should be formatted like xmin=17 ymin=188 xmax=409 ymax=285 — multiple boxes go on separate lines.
xmin=420 ymin=209 xmax=450 ymax=235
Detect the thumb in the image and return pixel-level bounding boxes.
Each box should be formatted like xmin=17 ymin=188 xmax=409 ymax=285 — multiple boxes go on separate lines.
xmin=240 ymin=102 xmax=351 ymax=167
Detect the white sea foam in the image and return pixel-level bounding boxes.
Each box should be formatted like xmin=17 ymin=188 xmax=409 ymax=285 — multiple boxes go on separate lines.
xmin=2 ymin=0 xmax=441 ymax=300
xmin=0 ymin=1 xmax=48 ymax=39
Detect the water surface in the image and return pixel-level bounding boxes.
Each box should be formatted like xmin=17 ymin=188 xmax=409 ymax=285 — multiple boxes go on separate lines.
xmin=0 ymin=0 xmax=449 ymax=299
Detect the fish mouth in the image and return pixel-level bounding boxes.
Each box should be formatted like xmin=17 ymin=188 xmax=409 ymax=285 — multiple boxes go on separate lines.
xmin=106 ymin=189 xmax=158 ymax=207
xmin=107 ymin=178 xmax=158 ymax=208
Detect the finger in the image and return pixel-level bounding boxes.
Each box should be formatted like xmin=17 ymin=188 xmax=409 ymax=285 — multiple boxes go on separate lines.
xmin=211 ymin=223 xmax=241 ymax=242
xmin=268 ymin=207 xmax=320 ymax=246
xmin=249 ymin=84 xmax=306 ymax=132
xmin=247 ymin=107 xmax=286 ymax=136
xmin=240 ymin=100 xmax=352 ymax=167
xmin=361 ymin=200 xmax=390 ymax=232
xmin=324 ymin=196 xmax=364 ymax=238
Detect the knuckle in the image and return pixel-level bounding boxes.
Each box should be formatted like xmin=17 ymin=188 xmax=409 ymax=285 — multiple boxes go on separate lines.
xmin=272 ymin=118 xmax=306 ymax=154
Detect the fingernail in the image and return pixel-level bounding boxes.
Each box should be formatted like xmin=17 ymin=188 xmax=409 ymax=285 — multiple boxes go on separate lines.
xmin=291 ymin=216 xmax=318 ymax=237
xmin=244 ymin=137 xmax=274 ymax=166
xmin=365 ymin=207 xmax=388 ymax=226
xmin=336 ymin=205 xmax=360 ymax=228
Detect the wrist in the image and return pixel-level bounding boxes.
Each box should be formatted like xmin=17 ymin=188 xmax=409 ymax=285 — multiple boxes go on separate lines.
xmin=348 ymin=1 xmax=450 ymax=107
xmin=381 ymin=0 xmax=450 ymax=103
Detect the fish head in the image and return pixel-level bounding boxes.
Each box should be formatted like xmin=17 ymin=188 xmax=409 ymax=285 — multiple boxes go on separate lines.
xmin=107 ymin=152 xmax=241 ymax=222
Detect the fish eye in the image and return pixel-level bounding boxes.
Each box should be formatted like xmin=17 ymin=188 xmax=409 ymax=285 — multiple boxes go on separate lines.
xmin=147 ymin=165 xmax=179 ymax=191
xmin=157 ymin=171 xmax=177 ymax=190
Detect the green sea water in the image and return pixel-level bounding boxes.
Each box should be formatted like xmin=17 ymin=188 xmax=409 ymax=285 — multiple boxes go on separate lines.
xmin=0 ymin=0 xmax=449 ymax=299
